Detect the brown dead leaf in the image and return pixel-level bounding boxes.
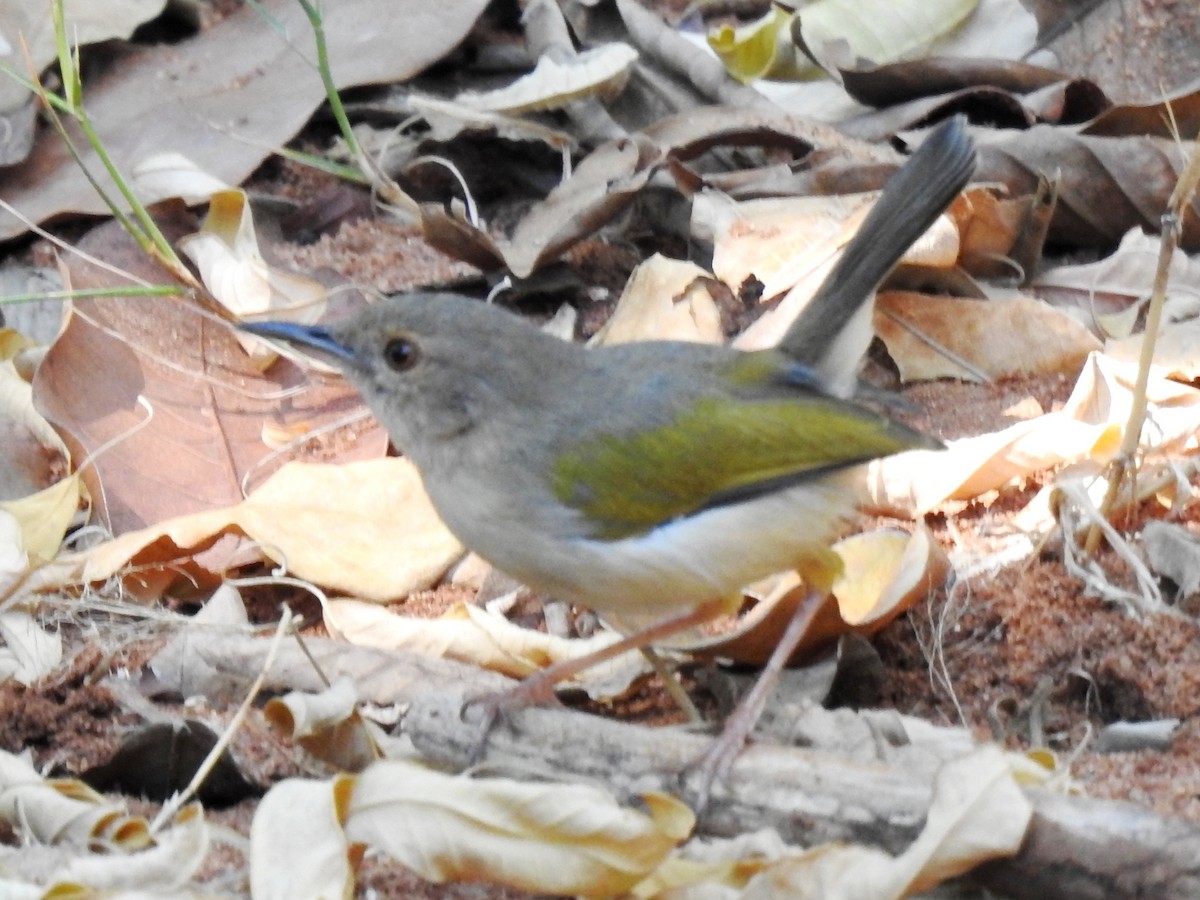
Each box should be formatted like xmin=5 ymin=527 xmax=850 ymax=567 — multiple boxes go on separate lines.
xmin=875 ymin=292 xmax=1101 ymax=382
xmin=975 ymin=127 xmax=1200 ymax=251
xmin=32 ymin=216 xmax=385 ymax=538
xmin=0 ymin=0 xmax=491 ymax=240
xmin=424 ymin=134 xmax=659 ymax=278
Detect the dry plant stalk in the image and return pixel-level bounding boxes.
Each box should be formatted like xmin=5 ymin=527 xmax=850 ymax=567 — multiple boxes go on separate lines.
xmin=1082 ymin=133 xmax=1200 ymax=555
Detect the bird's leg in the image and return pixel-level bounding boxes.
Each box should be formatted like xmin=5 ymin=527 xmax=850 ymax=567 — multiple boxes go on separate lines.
xmin=464 ymin=599 xmax=728 ymax=763
xmin=683 ymin=586 xmax=827 ymax=813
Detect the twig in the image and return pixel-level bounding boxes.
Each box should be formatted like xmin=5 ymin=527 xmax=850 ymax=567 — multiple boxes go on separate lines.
xmin=1083 ymin=133 xmax=1200 ymax=554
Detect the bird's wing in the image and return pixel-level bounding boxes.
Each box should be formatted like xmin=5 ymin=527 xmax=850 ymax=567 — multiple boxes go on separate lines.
xmin=551 ymin=391 xmax=928 ymax=540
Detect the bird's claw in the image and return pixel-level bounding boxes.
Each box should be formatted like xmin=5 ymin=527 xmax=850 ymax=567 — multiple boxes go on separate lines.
xmin=459 ymin=673 xmax=566 ymax=765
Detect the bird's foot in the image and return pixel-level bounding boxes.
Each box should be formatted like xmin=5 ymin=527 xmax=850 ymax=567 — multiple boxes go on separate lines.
xmin=679 ymin=703 xmax=754 ymax=815
xmin=460 ymin=670 xmax=565 ymax=765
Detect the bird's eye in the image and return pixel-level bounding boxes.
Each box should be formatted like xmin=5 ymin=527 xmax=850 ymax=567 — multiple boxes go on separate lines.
xmin=382 ymin=336 xmax=420 ymax=371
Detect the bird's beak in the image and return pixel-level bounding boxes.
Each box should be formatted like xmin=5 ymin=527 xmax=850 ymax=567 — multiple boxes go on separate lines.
xmin=239 ymin=320 xmax=358 ymax=364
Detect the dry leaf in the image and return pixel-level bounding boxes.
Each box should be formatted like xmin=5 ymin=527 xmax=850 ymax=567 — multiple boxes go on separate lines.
xmin=0 ymin=0 xmax=167 ymax=113
xmin=865 ymin=351 xmax=1200 ymax=516
xmin=456 ymin=43 xmax=638 ymax=113
xmin=638 ymin=746 xmax=1029 ymax=899
xmin=130 ymin=152 xmax=233 ymax=205
xmin=54 ymin=803 xmax=209 ymax=892
xmin=250 ymin=777 xmax=354 ymax=900
xmin=79 ymin=458 xmax=463 ymax=602
xmin=0 ymin=611 xmax=62 ymax=686
xmin=0 ymin=749 xmax=151 ymax=850
xmin=874 ymin=292 xmax=1101 ymax=382
xmin=673 ymin=527 xmax=947 ymax=665
xmin=0 ymin=512 xmax=25 ymax=598
xmin=0 ymin=0 xmax=492 ymax=240
xmin=323 ymin=600 xmax=649 ymax=700
xmin=345 ymin=759 xmax=693 ymax=896
xmin=1033 ymin=229 xmax=1200 ymax=331
xmin=592 ymin=254 xmax=723 ymax=345
xmin=796 ymin=0 xmax=980 ymax=72
xmin=35 ymin=216 xmax=386 ymax=538
xmin=179 ymin=189 xmax=328 ymax=325
xmin=263 ymin=676 xmax=380 ymax=772
xmin=0 ymin=474 xmax=84 ymax=563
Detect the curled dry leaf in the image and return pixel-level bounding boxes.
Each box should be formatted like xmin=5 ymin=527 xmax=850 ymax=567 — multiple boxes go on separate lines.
xmin=54 ymin=803 xmax=209 ymax=893
xmin=1033 ymin=228 xmax=1200 ymax=332
xmin=641 ymin=745 xmax=1030 ymax=899
xmin=263 ymin=675 xmax=380 ymax=772
xmin=0 ymin=474 xmax=84 ymax=563
xmin=179 ymin=189 xmax=328 ymax=364
xmin=0 ymin=749 xmax=151 ymax=851
xmin=345 ymin=759 xmax=693 ymax=896
xmin=974 ymin=127 xmax=1200 ymax=251
xmin=671 ymin=526 xmax=948 ymax=665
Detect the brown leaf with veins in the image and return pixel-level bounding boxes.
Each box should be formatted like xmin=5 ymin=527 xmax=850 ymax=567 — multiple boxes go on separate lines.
xmin=33 ymin=215 xmax=385 ymax=538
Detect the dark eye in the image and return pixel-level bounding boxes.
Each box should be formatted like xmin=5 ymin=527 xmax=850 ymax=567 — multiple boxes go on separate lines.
xmin=382 ymin=336 xmax=420 ymax=371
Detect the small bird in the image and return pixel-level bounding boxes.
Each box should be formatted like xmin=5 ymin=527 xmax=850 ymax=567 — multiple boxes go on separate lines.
xmin=243 ymin=118 xmax=975 ymax=800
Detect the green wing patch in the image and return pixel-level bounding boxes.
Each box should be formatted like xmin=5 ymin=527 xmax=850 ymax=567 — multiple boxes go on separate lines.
xmin=552 ymin=396 xmax=926 ymax=539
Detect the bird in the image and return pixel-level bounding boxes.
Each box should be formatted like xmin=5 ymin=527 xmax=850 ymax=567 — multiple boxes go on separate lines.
xmin=242 ymin=117 xmax=976 ymax=804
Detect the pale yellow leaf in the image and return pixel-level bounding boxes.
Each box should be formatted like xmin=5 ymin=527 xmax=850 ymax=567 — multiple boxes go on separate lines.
xmin=130 ymin=152 xmax=232 ymax=205
xmin=178 ymin=189 xmax=327 ymax=361
xmin=456 ymin=43 xmax=638 ymax=113
xmin=0 ymin=473 xmax=83 ymax=562
xmin=728 ymin=203 xmax=960 ymax=354
xmin=796 ymin=0 xmax=979 ymax=69
xmin=866 ymin=352 xmax=1200 ymax=515
xmin=592 ymin=254 xmax=723 ymax=346
xmin=346 ymin=759 xmax=693 ymax=896
xmin=832 ymin=527 xmax=950 ymax=626
xmin=250 ymin=777 xmax=354 ymax=900
xmin=642 ymin=746 xmax=1028 ymax=899
xmin=80 ymin=458 xmax=464 ymax=602
xmin=324 ymin=600 xmax=647 ymax=698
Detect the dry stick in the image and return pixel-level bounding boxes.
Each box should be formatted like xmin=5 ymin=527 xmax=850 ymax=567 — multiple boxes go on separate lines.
xmin=1084 ymin=134 xmax=1200 ymax=555
xmin=149 ymin=607 xmax=294 ymax=833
